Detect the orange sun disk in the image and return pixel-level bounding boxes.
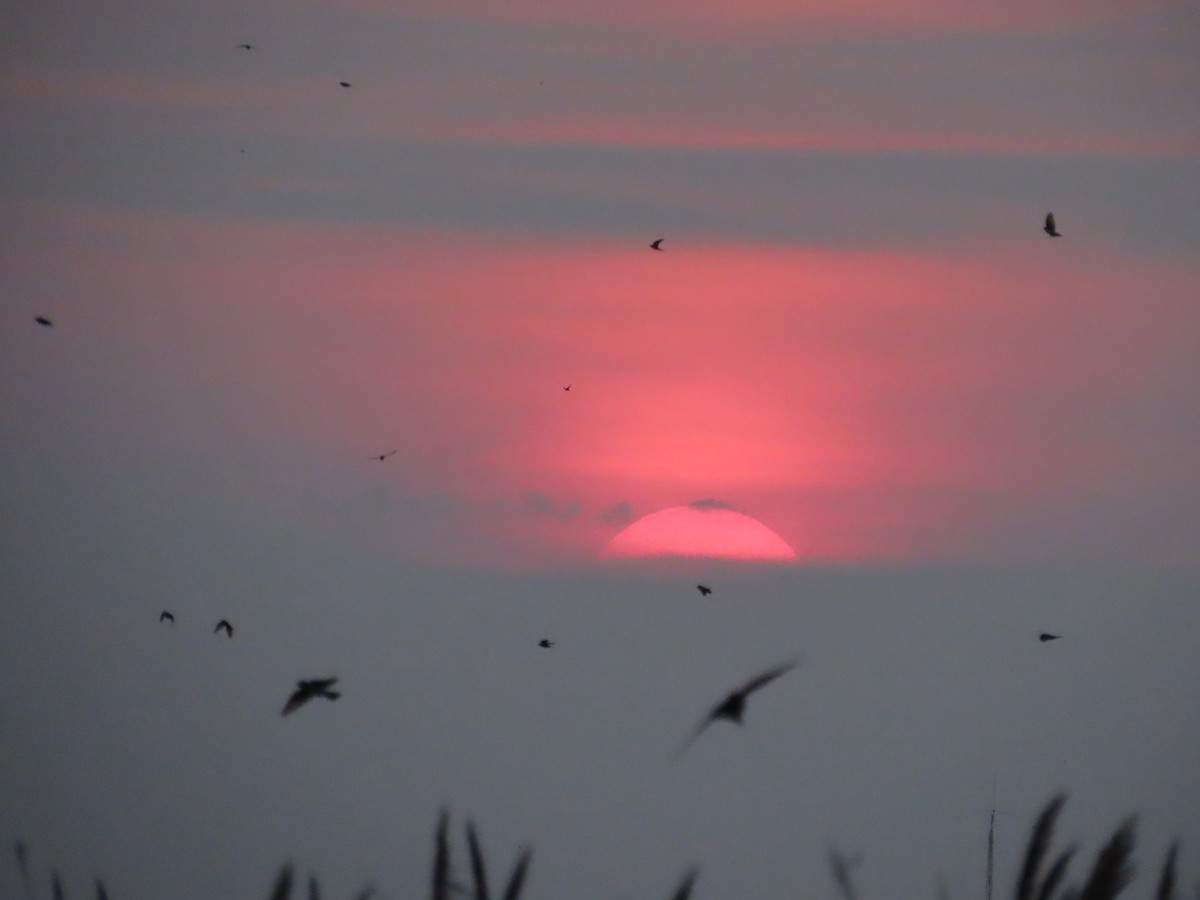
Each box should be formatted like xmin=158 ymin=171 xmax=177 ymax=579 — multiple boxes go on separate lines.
xmin=602 ymin=505 xmax=796 ymax=561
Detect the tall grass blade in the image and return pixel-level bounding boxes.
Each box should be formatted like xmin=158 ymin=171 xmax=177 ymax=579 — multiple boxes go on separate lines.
xmin=1078 ymin=817 xmax=1136 ymax=900
xmin=307 ymin=873 xmax=320 ymax=900
xmin=350 ymin=885 xmax=375 ymax=900
xmin=13 ymin=841 xmax=32 ymax=898
xmin=268 ymin=863 xmax=295 ymax=900
xmin=466 ymin=820 xmax=491 ymax=900
xmin=500 ymin=847 xmax=532 ymax=900
xmin=1155 ymin=841 xmax=1179 ymax=900
xmin=432 ymin=810 xmax=452 ymax=900
xmin=52 ymin=870 xmax=65 ymax=900
xmin=1034 ymin=847 xmax=1075 ymax=900
xmin=95 ymin=880 xmax=111 ymax=900
xmin=668 ymin=866 xmax=699 ymax=900
xmin=1016 ymin=794 xmax=1067 ymax=900
xmin=829 ymin=848 xmax=861 ymax=900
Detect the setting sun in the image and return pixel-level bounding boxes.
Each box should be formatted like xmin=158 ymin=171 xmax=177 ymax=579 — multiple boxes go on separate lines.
xmin=602 ymin=500 xmax=797 ymax=560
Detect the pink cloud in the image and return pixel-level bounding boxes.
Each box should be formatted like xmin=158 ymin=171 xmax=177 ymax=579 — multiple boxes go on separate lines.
xmin=0 ymin=70 xmax=309 ymax=111
xmin=400 ymin=116 xmax=1199 ymax=161
xmin=310 ymin=0 xmax=1177 ymax=37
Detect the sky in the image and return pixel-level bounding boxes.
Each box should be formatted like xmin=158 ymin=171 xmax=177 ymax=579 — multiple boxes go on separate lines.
xmin=1 ymin=0 xmax=1198 ymax=897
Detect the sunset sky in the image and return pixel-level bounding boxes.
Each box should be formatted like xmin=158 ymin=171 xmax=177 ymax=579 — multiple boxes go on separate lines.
xmin=1 ymin=1 xmax=1198 ymax=897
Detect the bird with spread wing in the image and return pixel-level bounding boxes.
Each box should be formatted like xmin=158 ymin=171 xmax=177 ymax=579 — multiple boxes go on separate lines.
xmin=672 ymin=660 xmax=799 ymax=760
xmin=281 ymin=678 xmax=341 ymax=716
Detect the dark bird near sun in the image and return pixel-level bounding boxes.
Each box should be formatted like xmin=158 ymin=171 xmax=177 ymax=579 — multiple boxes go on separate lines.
xmin=1039 ymin=633 xmax=1062 ymax=642
xmin=1043 ymin=213 xmax=1062 ymax=237
xmin=35 ymin=316 xmax=53 ymax=327
xmin=160 ymin=610 xmax=174 ymax=623
xmin=237 ymin=43 xmax=254 ymax=50
xmin=696 ymin=584 xmax=712 ymax=596
xmin=563 ymin=384 xmax=571 ymax=391
xmin=282 ymin=677 xmax=340 ymax=716
xmin=538 ymin=639 xmax=554 ymax=648
xmin=339 ymin=81 xmax=352 ymax=88
xmin=373 ymin=449 xmax=398 ymax=461
xmin=673 ymin=660 xmax=799 ymax=759
xmin=215 ymin=619 xmax=233 ymax=638
xmin=650 ymin=238 xmax=664 ymax=251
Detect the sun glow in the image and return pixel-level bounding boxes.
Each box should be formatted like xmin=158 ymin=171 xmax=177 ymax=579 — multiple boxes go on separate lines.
xmin=602 ymin=502 xmax=797 ymax=561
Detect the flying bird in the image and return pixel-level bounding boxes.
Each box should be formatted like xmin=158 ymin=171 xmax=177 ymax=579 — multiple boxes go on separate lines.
xmin=538 ymin=639 xmax=554 ymax=648
xmin=650 ymin=238 xmax=664 ymax=251
xmin=673 ymin=660 xmax=799 ymax=759
xmin=339 ymin=81 xmax=352 ymax=88
xmin=372 ymin=449 xmax=397 ymax=461
xmin=237 ymin=43 xmax=254 ymax=51
xmin=1039 ymin=632 xmax=1062 ymax=642
xmin=563 ymin=384 xmax=571 ymax=391
xmin=1043 ymin=213 xmax=1062 ymax=237
xmin=159 ymin=610 xmax=174 ymax=623
xmin=214 ymin=619 xmax=233 ymax=638
xmin=35 ymin=316 xmax=53 ymax=327
xmin=282 ymin=677 xmax=340 ymax=716
xmin=696 ymin=584 xmax=712 ymax=596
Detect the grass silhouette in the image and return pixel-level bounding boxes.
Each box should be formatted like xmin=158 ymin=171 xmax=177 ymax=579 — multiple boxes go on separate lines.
xmin=10 ymin=796 xmax=1195 ymax=899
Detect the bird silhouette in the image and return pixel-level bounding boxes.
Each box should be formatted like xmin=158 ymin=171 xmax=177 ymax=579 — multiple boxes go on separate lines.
xmin=214 ymin=619 xmax=233 ymax=638
xmin=372 ymin=449 xmax=397 ymax=461
xmin=538 ymin=639 xmax=554 ymax=648
xmin=563 ymin=384 xmax=571 ymax=391
xmin=650 ymin=238 xmax=664 ymax=251
xmin=339 ymin=81 xmax=352 ymax=88
xmin=237 ymin=43 xmax=254 ymax=51
xmin=35 ymin=316 xmax=53 ymax=327
xmin=696 ymin=584 xmax=712 ymax=596
xmin=159 ymin=610 xmax=174 ymax=623
xmin=673 ymin=660 xmax=799 ymax=759
xmin=1043 ymin=213 xmax=1062 ymax=237
xmin=1039 ymin=632 xmax=1062 ymax=642
xmin=282 ymin=677 xmax=340 ymax=716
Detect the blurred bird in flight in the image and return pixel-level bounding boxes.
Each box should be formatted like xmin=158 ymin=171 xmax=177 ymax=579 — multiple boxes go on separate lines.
xmin=673 ymin=660 xmax=799 ymax=759
xmin=282 ymin=678 xmax=341 ymax=716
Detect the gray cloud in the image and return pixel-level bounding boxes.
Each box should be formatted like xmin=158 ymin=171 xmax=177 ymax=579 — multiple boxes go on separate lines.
xmin=522 ymin=491 xmax=581 ymax=521
xmin=689 ymin=498 xmax=738 ymax=511
xmin=597 ymin=501 xmax=635 ymax=524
